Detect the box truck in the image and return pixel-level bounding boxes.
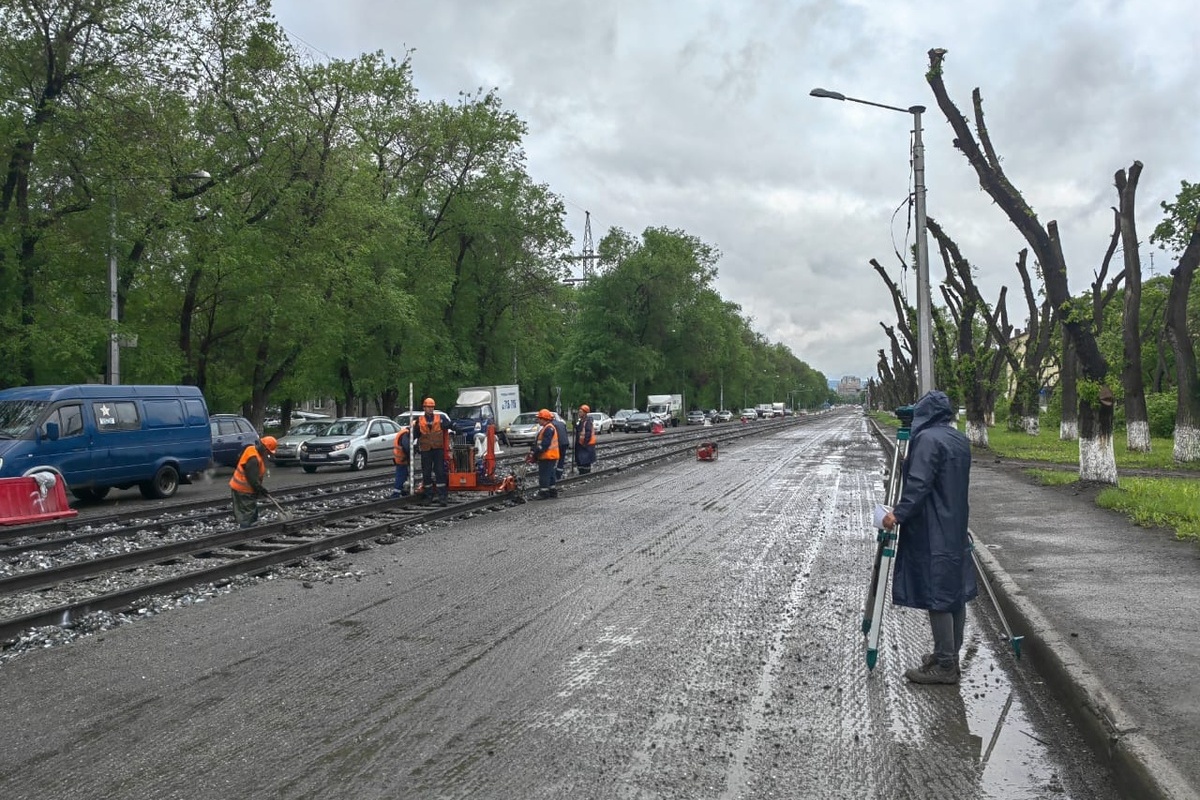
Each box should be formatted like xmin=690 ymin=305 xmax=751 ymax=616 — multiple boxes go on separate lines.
xmin=646 ymin=394 xmax=683 ymax=426
xmin=449 ymin=385 xmax=521 ymax=438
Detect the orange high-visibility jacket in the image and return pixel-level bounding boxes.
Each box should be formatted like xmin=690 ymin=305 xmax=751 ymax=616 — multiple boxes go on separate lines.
xmin=393 ymin=427 xmax=412 ymax=465
xmin=229 ymin=445 xmax=265 ymax=495
xmin=535 ymin=423 xmax=559 ymax=461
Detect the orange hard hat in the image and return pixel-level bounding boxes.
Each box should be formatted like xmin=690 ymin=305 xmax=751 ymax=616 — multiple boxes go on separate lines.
xmin=537 ymin=408 xmax=553 ymax=421
xmin=260 ymin=436 xmax=277 ymax=453
xmin=423 ymin=397 xmax=435 ymax=407
xmin=580 ymin=404 xmax=590 ymax=414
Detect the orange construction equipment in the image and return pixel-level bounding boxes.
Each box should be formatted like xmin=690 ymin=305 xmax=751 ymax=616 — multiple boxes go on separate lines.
xmin=696 ymin=442 xmax=718 ymax=462
xmin=446 ymin=424 xmax=518 ymax=495
xmin=0 ymin=474 xmax=78 ymax=526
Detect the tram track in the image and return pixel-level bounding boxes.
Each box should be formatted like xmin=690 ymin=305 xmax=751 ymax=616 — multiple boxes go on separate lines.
xmin=0 ymin=416 xmax=815 ymax=654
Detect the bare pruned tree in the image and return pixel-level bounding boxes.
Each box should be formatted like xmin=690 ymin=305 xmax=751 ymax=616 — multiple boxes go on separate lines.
xmin=1115 ymin=162 xmax=1150 ymax=451
xmin=926 ymin=48 xmax=1118 ymax=483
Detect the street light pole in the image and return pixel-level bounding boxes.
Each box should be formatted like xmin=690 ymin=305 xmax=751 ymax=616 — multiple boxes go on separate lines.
xmin=809 ymin=88 xmax=934 ymax=397
xmin=106 ymin=170 xmax=210 ymax=386
xmin=109 ymin=188 xmax=120 ymax=385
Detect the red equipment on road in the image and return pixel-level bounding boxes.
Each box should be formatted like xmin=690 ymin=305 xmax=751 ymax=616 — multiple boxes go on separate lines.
xmin=0 ymin=474 xmax=78 ymax=526
xmin=446 ymin=424 xmax=518 ymax=495
xmin=696 ymin=442 xmax=719 ymax=462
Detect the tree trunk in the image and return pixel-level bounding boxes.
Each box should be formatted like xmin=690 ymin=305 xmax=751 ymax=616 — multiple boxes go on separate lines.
xmin=926 ymin=50 xmax=1115 ymax=482
xmin=1165 ymin=211 xmax=1200 ymax=461
xmin=1116 ymin=163 xmax=1150 ymax=451
xmin=1059 ymin=327 xmax=1079 ymax=441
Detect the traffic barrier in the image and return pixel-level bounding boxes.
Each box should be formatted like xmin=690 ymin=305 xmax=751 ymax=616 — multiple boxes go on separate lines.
xmin=0 ymin=474 xmax=78 ymax=526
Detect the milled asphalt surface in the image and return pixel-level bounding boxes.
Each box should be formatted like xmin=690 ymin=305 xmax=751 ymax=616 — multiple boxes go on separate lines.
xmin=0 ymin=411 xmax=1194 ymax=798
xmin=967 ymin=453 xmax=1200 ymax=800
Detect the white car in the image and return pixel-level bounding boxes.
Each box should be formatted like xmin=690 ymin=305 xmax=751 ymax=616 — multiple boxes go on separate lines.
xmin=587 ymin=411 xmax=613 ymax=434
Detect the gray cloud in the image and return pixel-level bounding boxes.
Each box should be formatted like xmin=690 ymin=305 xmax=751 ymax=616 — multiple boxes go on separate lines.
xmin=272 ymin=0 xmax=1200 ymax=383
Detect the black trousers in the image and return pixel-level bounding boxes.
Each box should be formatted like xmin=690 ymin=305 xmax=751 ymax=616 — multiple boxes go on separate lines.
xmin=419 ymin=449 xmax=447 ymax=498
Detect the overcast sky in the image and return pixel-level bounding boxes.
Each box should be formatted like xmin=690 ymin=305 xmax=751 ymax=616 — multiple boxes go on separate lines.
xmin=270 ymin=0 xmax=1198 ymax=384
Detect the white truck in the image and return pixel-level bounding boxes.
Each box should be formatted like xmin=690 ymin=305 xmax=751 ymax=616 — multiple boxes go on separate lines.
xmin=449 ymin=385 xmax=521 ymax=438
xmin=646 ymin=394 xmax=684 ymax=427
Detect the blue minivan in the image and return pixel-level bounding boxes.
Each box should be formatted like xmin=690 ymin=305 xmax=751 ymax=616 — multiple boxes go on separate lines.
xmin=0 ymin=384 xmax=213 ymax=501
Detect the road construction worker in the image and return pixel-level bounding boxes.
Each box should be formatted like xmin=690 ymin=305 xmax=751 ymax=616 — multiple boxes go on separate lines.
xmin=530 ymin=408 xmax=560 ymax=499
xmin=574 ymin=404 xmax=597 ymax=474
xmin=391 ymin=424 xmax=412 ymax=499
xmin=414 ymin=397 xmax=451 ymax=505
xmin=552 ymin=412 xmax=570 ymax=481
xmin=229 ymin=436 xmax=277 ymax=528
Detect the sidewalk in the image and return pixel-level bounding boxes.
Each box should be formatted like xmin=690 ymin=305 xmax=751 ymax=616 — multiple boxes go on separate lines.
xmin=968 ymin=457 xmax=1200 ymax=800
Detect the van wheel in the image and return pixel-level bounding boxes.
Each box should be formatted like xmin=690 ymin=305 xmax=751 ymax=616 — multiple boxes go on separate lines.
xmin=71 ymin=486 xmax=111 ymax=502
xmin=351 ymin=449 xmax=367 ymax=471
xmin=140 ymin=465 xmax=179 ymax=499
xmin=303 ymin=466 xmax=318 ymax=474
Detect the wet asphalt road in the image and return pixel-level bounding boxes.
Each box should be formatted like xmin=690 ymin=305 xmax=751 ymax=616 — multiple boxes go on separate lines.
xmin=0 ymin=410 xmax=1121 ymax=799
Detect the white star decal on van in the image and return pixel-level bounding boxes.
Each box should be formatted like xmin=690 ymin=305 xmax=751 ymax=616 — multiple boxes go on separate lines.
xmin=98 ymin=404 xmax=111 ymax=418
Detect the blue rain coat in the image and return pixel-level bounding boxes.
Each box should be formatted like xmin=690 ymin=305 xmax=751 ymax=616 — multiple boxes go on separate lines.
xmin=891 ymin=390 xmax=978 ymax=612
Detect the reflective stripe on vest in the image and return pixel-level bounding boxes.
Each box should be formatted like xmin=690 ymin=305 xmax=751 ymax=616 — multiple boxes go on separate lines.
xmin=229 ymin=446 xmax=263 ymax=494
xmin=537 ymin=423 xmax=559 ymax=461
xmin=416 ymin=414 xmax=443 ymax=451
xmin=393 ymin=428 xmax=411 ymax=464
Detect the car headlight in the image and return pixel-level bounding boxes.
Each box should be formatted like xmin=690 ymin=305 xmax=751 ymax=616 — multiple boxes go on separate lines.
xmin=299 ymin=443 xmax=307 ymax=452
xmin=331 ymin=441 xmax=348 ymax=451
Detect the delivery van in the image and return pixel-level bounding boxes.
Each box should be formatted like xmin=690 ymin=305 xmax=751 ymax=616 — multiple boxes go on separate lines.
xmin=0 ymin=384 xmax=212 ymax=501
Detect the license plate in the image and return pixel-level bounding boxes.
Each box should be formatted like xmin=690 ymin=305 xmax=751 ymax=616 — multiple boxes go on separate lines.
xmin=308 ymin=453 xmax=326 ymax=460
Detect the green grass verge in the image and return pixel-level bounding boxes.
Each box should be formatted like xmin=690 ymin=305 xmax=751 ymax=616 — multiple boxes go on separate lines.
xmin=1024 ymin=470 xmax=1200 ymax=541
xmin=871 ymin=411 xmax=1200 ymax=543
xmin=983 ymin=426 xmax=1200 ymax=471
xmin=1097 ymin=478 xmax=1200 ymax=541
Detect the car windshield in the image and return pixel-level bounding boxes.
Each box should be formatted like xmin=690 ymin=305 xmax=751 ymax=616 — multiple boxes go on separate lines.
xmin=615 ymin=409 xmax=635 ymax=418
xmin=511 ymin=413 xmax=540 ymax=425
xmin=630 ymin=412 xmax=651 ymax=420
xmin=0 ymin=399 xmax=48 ymax=438
xmin=326 ymin=420 xmax=366 ymax=436
xmin=588 ymin=413 xmax=603 ymax=421
xmin=450 ymin=405 xmax=485 ymax=421
xmin=291 ymin=421 xmax=333 ymax=436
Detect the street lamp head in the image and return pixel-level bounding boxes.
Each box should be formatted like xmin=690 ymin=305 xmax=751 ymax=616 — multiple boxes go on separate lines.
xmin=809 ymin=88 xmax=845 ymax=101
xmin=188 ymin=170 xmax=211 ymax=180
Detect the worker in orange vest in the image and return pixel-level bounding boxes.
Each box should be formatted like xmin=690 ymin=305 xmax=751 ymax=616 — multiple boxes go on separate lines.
xmin=530 ymin=408 xmax=560 ymax=500
xmin=574 ymin=404 xmax=597 ymax=474
xmin=390 ymin=424 xmax=412 ymax=499
xmin=414 ymin=397 xmax=451 ymax=506
xmin=229 ymin=436 xmax=277 ymax=528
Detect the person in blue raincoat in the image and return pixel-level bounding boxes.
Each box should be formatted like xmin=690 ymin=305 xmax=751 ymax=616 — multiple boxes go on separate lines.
xmin=882 ymin=390 xmax=976 ymax=685
xmin=573 ymin=404 xmax=597 ymax=474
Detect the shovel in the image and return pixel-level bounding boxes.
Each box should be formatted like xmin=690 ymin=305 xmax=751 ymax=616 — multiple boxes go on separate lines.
xmin=266 ymin=493 xmax=293 ymax=522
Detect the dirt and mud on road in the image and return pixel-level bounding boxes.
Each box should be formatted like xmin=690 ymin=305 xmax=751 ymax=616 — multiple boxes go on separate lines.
xmin=0 ymin=410 xmax=1121 ymax=799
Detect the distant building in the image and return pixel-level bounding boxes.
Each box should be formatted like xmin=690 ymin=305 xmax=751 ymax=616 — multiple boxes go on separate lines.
xmin=837 ymin=376 xmax=862 ymax=397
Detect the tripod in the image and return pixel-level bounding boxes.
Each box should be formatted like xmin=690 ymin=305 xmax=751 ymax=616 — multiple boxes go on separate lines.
xmin=863 ymin=405 xmax=913 ymax=671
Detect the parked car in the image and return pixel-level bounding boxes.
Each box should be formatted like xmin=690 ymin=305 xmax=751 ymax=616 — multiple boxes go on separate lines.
xmin=210 ymin=414 xmax=260 ymax=468
xmin=394 ymin=411 xmax=420 ymax=429
xmin=612 ymin=409 xmax=637 ymax=432
xmin=504 ymin=411 xmax=564 ymax=446
xmin=299 ymin=416 xmax=401 ymax=472
xmin=624 ymin=411 xmax=654 ymax=433
xmin=716 ymin=409 xmax=734 ymax=423
xmin=272 ymin=419 xmax=335 ymax=466
xmin=686 ymin=410 xmax=707 ymax=426
xmin=587 ymin=411 xmax=613 ymax=434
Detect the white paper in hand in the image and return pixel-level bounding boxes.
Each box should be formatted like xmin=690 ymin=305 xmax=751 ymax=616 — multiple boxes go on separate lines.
xmin=873 ymin=504 xmax=892 ymax=530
